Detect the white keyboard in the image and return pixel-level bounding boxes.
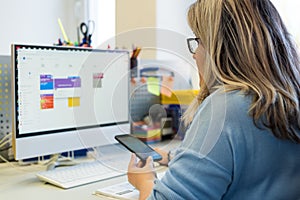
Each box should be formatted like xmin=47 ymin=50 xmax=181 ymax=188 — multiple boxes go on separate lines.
xmin=36 ymin=160 xmax=126 ymax=189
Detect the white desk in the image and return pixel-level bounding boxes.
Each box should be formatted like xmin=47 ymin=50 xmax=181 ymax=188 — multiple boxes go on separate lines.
xmin=0 ymin=139 xmax=180 ymax=200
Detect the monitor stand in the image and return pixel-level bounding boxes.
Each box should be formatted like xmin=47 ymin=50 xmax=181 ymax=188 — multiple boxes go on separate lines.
xmin=46 ymin=153 xmax=77 ymax=170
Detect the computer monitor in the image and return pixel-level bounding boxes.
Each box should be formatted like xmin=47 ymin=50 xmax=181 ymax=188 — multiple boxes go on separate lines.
xmin=11 ymin=44 xmax=130 ymax=160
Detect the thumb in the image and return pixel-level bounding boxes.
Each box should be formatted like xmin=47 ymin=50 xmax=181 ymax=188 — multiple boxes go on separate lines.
xmin=145 ymin=156 xmax=157 ymax=177
xmin=128 ymin=153 xmax=137 ymax=168
xmin=146 ymin=156 xmax=153 ymax=166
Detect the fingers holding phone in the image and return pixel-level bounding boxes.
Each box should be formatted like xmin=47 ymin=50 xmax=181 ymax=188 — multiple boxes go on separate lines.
xmin=127 ymin=153 xmax=156 ymax=193
xmin=153 ymin=148 xmax=169 ymax=166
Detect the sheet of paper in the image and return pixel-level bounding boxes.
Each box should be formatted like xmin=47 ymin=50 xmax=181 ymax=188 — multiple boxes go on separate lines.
xmin=94 ymin=181 xmax=139 ymax=200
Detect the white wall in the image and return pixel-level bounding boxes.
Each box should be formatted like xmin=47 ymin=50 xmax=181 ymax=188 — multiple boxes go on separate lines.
xmin=156 ymin=0 xmax=194 ymax=37
xmin=0 ymin=0 xmax=86 ymax=55
xmin=88 ymin=0 xmax=115 ymax=49
xmin=156 ymin=0 xmax=199 ymax=89
xmin=0 ymin=0 xmax=116 ymax=55
xmin=156 ymin=0 xmax=195 ymax=60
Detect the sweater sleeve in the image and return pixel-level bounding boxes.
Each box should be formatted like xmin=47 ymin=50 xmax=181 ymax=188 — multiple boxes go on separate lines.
xmin=148 ymin=148 xmax=232 ymax=200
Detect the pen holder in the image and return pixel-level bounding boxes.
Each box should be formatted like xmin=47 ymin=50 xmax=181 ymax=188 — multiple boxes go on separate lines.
xmin=130 ymin=57 xmax=138 ymax=78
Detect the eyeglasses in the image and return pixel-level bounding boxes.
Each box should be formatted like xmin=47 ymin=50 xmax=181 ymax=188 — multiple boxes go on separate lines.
xmin=187 ymin=38 xmax=200 ymax=54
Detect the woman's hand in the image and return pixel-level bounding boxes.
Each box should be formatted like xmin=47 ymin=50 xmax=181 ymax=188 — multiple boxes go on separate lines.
xmin=127 ymin=154 xmax=156 ymax=200
xmin=154 ymin=148 xmax=169 ymax=166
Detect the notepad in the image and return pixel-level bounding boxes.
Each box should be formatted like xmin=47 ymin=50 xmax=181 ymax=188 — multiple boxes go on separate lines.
xmin=94 ymin=181 xmax=139 ymax=200
xmin=94 ymin=171 xmax=166 ymax=200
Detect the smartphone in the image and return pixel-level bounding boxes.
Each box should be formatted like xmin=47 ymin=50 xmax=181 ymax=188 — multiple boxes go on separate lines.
xmin=115 ymin=134 xmax=162 ymax=162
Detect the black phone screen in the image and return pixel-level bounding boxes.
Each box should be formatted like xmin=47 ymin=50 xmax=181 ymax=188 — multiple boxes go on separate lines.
xmin=115 ymin=134 xmax=162 ymax=161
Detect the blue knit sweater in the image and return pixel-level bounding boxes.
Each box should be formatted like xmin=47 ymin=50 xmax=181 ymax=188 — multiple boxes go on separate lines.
xmin=149 ymin=89 xmax=300 ymax=200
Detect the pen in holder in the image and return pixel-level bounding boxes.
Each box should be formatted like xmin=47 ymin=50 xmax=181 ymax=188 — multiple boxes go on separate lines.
xmin=130 ymin=57 xmax=138 ymax=78
xmin=130 ymin=47 xmax=141 ymax=78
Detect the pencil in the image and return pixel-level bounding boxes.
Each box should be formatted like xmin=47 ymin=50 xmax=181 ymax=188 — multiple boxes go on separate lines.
xmin=58 ymin=18 xmax=69 ymax=43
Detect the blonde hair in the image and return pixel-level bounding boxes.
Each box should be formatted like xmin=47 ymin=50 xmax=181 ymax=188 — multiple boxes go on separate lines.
xmin=183 ymin=0 xmax=300 ymax=142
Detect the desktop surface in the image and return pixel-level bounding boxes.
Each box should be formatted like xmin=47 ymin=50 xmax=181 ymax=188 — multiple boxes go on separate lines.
xmin=0 ymin=140 xmax=180 ymax=200
xmin=0 ymin=144 xmax=131 ymax=200
xmin=0 ymin=164 xmax=128 ymax=200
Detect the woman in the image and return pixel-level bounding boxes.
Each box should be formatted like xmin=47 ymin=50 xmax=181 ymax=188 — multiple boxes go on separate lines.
xmin=128 ymin=0 xmax=300 ymax=199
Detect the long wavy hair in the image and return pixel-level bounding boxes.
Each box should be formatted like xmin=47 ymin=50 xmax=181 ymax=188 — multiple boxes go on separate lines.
xmin=183 ymin=0 xmax=300 ymax=143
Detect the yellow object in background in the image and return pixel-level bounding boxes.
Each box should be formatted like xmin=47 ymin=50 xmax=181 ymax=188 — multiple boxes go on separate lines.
xmin=132 ymin=126 xmax=161 ymax=144
xmin=161 ymin=90 xmax=199 ymax=105
xmin=58 ymin=18 xmax=70 ymax=43
xmin=68 ymin=97 xmax=80 ymax=107
xmin=147 ymin=77 xmax=160 ymax=96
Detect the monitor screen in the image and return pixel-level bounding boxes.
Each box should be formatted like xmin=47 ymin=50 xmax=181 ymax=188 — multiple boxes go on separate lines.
xmin=12 ymin=44 xmax=130 ymax=160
